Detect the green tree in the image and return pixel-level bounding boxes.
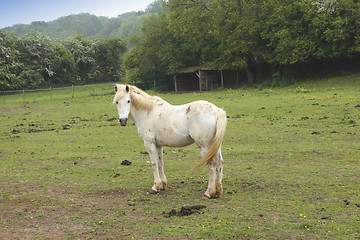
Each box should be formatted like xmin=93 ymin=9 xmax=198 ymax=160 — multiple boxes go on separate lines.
xmin=165 ymin=0 xmax=216 ymax=67
xmin=63 ymin=35 xmax=126 ymax=83
xmin=311 ymin=0 xmax=360 ymax=59
xmin=256 ymin=0 xmax=317 ymax=65
xmin=17 ymin=31 xmax=57 ymax=87
xmin=123 ymin=0 xmax=360 ymax=88
xmin=211 ymin=0 xmax=263 ymax=84
xmin=93 ymin=37 xmax=127 ymax=82
xmin=0 ymin=30 xmax=22 ymax=90
xmin=118 ymin=14 xmax=150 ymax=39
xmin=51 ymin=46 xmax=76 ymax=85
xmin=145 ymin=0 xmax=164 ymax=13
xmin=63 ymin=35 xmax=95 ymax=82
xmin=1 ymin=30 xmax=127 ymax=90
xmin=124 ymin=13 xmax=188 ymax=84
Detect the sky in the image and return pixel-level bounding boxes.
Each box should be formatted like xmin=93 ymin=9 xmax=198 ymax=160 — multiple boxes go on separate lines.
xmin=0 ymin=0 xmax=156 ymax=28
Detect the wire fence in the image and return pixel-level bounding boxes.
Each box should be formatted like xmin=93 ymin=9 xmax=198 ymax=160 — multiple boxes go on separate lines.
xmin=0 ymin=83 xmax=118 ymax=105
xmin=0 ymin=78 xmax=173 ymax=105
xmin=0 ymin=83 xmax=110 ymax=94
xmin=0 ymin=77 xmax=172 ymax=94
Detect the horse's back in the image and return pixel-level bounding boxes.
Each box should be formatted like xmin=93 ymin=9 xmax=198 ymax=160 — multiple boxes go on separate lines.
xmin=148 ymin=100 xmax=223 ymax=148
xmin=186 ymin=100 xmax=224 ymax=146
xmin=187 ymin=100 xmax=224 ymax=122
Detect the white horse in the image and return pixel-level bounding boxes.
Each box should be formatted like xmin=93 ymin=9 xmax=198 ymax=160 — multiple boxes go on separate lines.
xmin=113 ymin=85 xmax=227 ymax=198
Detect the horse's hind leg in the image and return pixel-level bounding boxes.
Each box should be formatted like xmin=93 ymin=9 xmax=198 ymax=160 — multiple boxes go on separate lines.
xmin=199 ymin=146 xmax=223 ymax=199
xmin=206 ymin=158 xmax=218 ymax=198
xmin=215 ymin=149 xmax=224 ymax=197
xmin=198 ymin=146 xmax=217 ymax=198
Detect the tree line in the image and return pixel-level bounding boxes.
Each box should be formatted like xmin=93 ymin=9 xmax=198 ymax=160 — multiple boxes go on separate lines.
xmin=1 ymin=0 xmax=360 ymax=91
xmin=0 ymin=0 xmax=163 ymax=91
xmin=0 ymin=31 xmax=126 ymax=90
xmin=125 ymin=0 xmax=360 ymax=87
xmin=4 ymin=0 xmax=163 ymax=40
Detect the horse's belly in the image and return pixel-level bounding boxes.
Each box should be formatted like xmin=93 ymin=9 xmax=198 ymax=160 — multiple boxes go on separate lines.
xmin=155 ymin=133 xmax=194 ymax=147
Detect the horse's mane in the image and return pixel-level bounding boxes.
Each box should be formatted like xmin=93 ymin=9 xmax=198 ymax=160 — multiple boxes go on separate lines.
xmin=113 ymin=84 xmax=162 ymax=112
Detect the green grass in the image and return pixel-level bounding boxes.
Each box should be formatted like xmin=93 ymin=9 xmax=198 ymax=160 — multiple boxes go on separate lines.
xmin=1 ymin=75 xmax=359 ymax=239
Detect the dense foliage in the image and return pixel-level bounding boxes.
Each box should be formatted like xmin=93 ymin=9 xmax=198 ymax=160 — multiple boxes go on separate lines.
xmin=1 ymin=0 xmax=360 ymax=90
xmin=0 ymin=31 xmax=126 ymax=90
xmin=125 ymin=0 xmax=360 ymax=85
xmin=0 ymin=0 xmax=163 ymax=90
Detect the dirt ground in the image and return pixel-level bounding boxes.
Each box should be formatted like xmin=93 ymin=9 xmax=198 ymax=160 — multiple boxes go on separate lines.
xmin=1 ymin=182 xmax=140 ymax=239
xmin=1 ymin=181 xmax=206 ymax=239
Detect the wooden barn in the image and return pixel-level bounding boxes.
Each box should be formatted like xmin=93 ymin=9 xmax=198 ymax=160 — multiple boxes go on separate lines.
xmin=173 ymin=67 xmax=245 ymax=92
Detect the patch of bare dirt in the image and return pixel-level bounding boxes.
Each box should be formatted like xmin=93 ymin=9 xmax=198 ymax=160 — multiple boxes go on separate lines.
xmin=0 ymin=182 xmax=137 ymax=239
xmin=92 ymin=188 xmax=133 ymax=198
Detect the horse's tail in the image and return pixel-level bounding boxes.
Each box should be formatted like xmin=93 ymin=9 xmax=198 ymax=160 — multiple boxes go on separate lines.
xmin=194 ymin=110 xmax=227 ymax=170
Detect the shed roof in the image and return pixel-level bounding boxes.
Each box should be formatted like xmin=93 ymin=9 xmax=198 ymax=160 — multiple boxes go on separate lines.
xmin=178 ymin=66 xmax=216 ymax=73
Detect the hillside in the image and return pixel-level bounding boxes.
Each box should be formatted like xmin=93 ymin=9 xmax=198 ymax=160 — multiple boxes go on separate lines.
xmin=2 ymin=0 xmax=162 ymax=39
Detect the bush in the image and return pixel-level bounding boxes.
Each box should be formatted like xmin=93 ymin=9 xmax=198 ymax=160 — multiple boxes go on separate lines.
xmin=271 ymin=70 xmax=297 ymax=87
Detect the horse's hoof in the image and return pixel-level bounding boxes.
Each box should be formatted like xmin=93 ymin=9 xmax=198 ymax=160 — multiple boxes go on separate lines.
xmin=149 ymin=189 xmax=159 ymax=195
xmin=203 ymin=193 xmax=220 ymax=199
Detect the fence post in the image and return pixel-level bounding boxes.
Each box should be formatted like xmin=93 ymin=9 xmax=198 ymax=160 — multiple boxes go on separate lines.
xmin=221 ymin=70 xmax=224 ymax=88
xmin=174 ymin=75 xmax=178 ymax=92
xmin=72 ymin=85 xmax=74 ymax=98
xmin=198 ymin=71 xmax=202 ymax=92
xmin=22 ymin=89 xmax=25 ymax=105
xmin=50 ymin=87 xmax=52 ymax=101
xmin=236 ymin=70 xmax=239 ymax=88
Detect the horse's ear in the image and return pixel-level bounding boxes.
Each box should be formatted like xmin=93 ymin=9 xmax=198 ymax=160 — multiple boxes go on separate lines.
xmin=126 ymin=85 xmax=129 ymax=92
xmin=114 ymin=85 xmax=118 ymax=92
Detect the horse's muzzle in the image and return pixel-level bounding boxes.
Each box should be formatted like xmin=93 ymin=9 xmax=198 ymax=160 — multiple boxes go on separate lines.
xmin=119 ymin=118 xmax=127 ymax=126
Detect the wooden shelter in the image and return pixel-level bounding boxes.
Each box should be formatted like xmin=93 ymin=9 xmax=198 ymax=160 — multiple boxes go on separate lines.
xmin=173 ymin=67 xmax=243 ymax=92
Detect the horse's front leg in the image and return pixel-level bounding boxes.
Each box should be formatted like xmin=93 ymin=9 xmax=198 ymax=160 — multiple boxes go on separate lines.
xmin=157 ymin=146 xmax=167 ymax=190
xmin=144 ymin=141 xmax=164 ymax=194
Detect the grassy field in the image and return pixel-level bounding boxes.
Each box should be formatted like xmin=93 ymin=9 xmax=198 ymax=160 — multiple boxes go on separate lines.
xmin=1 ymin=75 xmax=359 ymax=239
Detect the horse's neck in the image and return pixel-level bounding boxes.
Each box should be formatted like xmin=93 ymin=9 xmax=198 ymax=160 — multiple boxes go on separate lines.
xmin=129 ymin=91 xmax=153 ymax=124
xmin=129 ymin=91 xmax=170 ymax=127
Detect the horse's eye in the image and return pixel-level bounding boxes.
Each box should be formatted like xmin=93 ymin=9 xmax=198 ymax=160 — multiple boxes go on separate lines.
xmin=127 ymin=100 xmax=130 ymax=103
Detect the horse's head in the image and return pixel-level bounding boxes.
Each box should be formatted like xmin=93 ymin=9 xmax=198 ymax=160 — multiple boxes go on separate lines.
xmin=113 ymin=84 xmax=131 ymax=126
